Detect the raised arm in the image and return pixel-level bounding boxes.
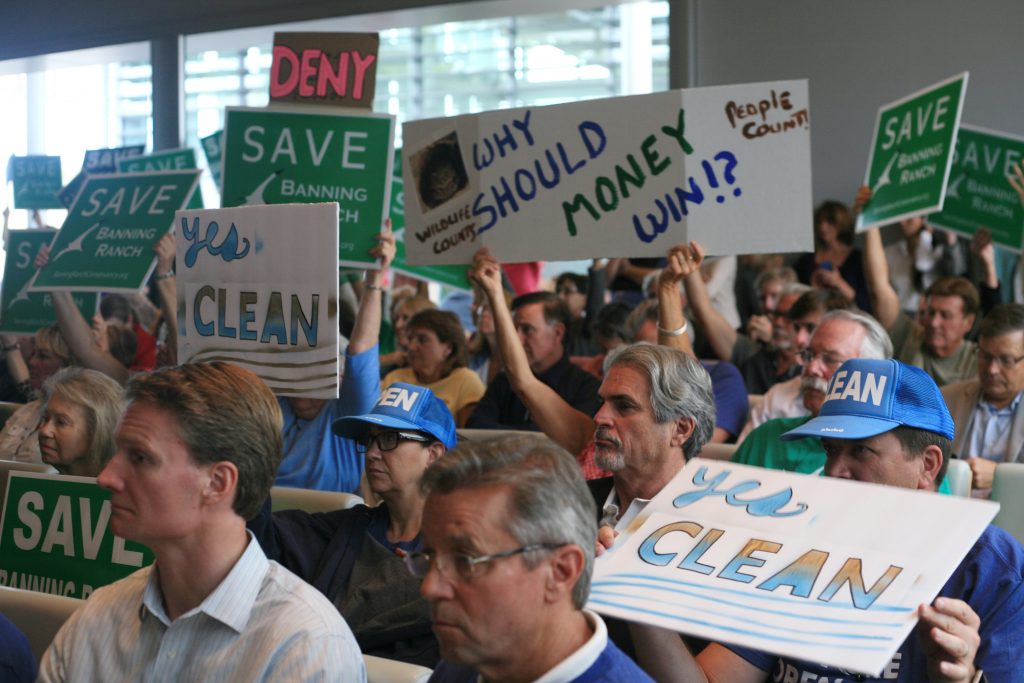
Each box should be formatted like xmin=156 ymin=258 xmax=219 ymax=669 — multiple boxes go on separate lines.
xmin=349 ymin=227 xmax=395 ymax=355
xmin=469 ymin=248 xmax=595 ymax=453
xmin=675 ymin=242 xmax=734 ymax=359
xmin=52 ymin=290 xmax=129 ymax=384
xmin=657 ymin=244 xmax=696 ymax=357
xmin=857 ymin=185 xmax=900 ymax=329
xmin=1009 ymin=160 xmax=1024 ymax=206
xmin=0 ymin=334 xmax=30 ymax=400
xmin=35 ymin=244 xmax=129 ymax=383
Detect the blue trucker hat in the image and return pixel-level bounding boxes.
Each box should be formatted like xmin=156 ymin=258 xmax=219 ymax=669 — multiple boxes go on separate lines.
xmin=782 ymin=358 xmax=954 ymax=441
xmin=332 ymin=382 xmax=457 ymax=449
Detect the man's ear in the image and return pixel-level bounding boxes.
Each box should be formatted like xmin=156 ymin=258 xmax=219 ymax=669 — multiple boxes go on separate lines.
xmin=552 ymin=321 xmax=566 ymax=344
xmin=204 ymin=461 xmax=239 ymax=508
xmin=544 ymin=544 xmax=585 ymax=604
xmin=670 ymin=416 xmax=696 ymax=452
xmin=919 ymin=445 xmax=944 ymax=490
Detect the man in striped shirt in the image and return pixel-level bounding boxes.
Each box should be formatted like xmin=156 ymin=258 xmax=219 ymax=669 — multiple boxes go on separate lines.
xmin=38 ymin=362 xmax=365 ymax=682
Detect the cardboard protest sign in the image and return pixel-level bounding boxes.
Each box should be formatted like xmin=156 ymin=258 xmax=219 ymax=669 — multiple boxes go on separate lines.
xmin=0 ymin=230 xmax=98 ymax=334
xmin=400 ymin=81 xmax=813 ymax=265
xmin=387 ymin=151 xmax=471 ymax=290
xmin=8 ymin=155 xmax=63 ymax=209
xmin=57 ymin=145 xmax=146 ymax=208
xmin=118 ymin=148 xmax=204 ymax=209
xmin=0 ymin=471 xmax=154 ymax=599
xmin=270 ymin=32 xmax=379 ymax=108
xmin=221 ymin=106 xmax=394 ymax=268
xmin=857 ymin=73 xmax=968 ymax=231
xmin=590 ymin=459 xmax=996 ymax=677
xmin=928 ymin=124 xmax=1024 ymax=251
xmin=176 ymin=203 xmax=340 ymax=398
xmin=200 ymin=130 xmax=224 ymax=192
xmin=32 ymin=170 xmax=200 ymax=293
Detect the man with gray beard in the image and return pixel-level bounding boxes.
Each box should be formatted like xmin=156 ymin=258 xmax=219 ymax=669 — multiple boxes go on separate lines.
xmin=587 ymin=343 xmax=716 ymax=528
xmin=732 ymin=309 xmax=892 ymax=474
xmin=585 ymin=342 xmax=716 ymax=658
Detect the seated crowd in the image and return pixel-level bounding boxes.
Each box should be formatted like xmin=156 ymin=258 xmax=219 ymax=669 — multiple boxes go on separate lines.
xmin=2 ymin=172 xmax=1024 ymax=682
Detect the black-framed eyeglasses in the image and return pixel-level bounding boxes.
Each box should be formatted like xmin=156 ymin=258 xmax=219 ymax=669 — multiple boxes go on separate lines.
xmin=355 ymin=431 xmax=431 ymax=453
xmin=978 ymin=350 xmax=1024 ymax=369
xmin=404 ymin=543 xmax=567 ymax=581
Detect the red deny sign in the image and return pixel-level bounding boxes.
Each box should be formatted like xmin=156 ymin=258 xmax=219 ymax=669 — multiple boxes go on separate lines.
xmin=269 ymin=32 xmax=379 ymax=109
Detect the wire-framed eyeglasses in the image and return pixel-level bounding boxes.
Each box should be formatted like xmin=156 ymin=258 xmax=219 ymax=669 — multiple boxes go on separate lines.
xmin=404 ymin=543 xmax=567 ymax=581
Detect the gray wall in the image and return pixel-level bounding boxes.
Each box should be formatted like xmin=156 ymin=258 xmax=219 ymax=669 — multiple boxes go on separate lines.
xmin=692 ymin=0 xmax=1024 ymax=204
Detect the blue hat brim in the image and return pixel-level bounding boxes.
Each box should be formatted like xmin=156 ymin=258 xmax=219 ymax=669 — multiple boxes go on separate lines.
xmin=781 ymin=414 xmax=902 ymax=441
xmin=331 ymin=413 xmax=428 ymax=440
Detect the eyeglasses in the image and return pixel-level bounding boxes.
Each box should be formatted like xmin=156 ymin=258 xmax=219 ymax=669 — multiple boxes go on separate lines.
xmin=404 ymin=543 xmax=566 ymax=581
xmin=557 ymin=287 xmax=579 ymax=296
xmin=798 ymin=349 xmax=847 ymax=371
xmin=978 ymin=350 xmax=1024 ymax=369
xmin=355 ymin=431 xmax=431 ymax=453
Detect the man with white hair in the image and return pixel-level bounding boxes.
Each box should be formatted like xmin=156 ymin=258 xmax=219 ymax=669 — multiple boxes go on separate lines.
xmin=732 ymin=309 xmax=892 ymax=474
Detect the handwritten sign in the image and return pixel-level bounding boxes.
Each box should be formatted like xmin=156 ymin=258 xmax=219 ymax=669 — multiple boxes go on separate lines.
xmin=0 ymin=471 xmax=153 ymax=599
xmin=400 ymin=81 xmax=812 ymax=265
xmin=221 ymin=106 xmax=394 ymax=268
xmin=8 ymin=155 xmax=63 ymax=209
xmin=57 ymin=145 xmax=146 ymax=208
xmin=928 ymin=124 xmax=1024 ymax=251
xmin=118 ymin=148 xmax=204 ymax=209
xmin=0 ymin=230 xmax=98 ymax=334
xmin=386 ymin=151 xmax=471 ymax=289
xmin=32 ymin=171 xmax=200 ymax=293
xmin=857 ymin=73 xmax=968 ymax=231
xmin=270 ymin=32 xmax=379 ymax=108
xmin=176 ymin=203 xmax=340 ymax=398
xmin=590 ymin=459 xmax=996 ymax=676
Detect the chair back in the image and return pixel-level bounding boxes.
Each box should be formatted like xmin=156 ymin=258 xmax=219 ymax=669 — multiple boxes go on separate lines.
xmin=944 ymin=458 xmax=972 ymax=498
xmin=364 ymin=654 xmax=432 ymax=683
xmin=991 ymin=462 xmax=1024 ymax=545
xmin=270 ymin=486 xmax=363 ymax=514
xmin=0 ymin=585 xmax=83 ymax=661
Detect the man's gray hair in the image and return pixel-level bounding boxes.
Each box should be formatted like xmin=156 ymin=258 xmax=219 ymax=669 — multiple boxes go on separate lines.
xmin=420 ymin=434 xmax=597 ymax=609
xmin=819 ymin=309 xmax=893 ymax=359
xmin=603 ymin=343 xmax=716 ymax=460
xmin=624 ymin=299 xmax=659 ymax=341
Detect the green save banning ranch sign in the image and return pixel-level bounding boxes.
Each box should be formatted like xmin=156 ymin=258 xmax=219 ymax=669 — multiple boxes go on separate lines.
xmin=0 ymin=230 xmax=98 ymax=335
xmin=858 ymin=73 xmax=968 ymax=230
xmin=32 ymin=170 xmax=200 ymax=293
xmin=57 ymin=145 xmax=146 ymax=209
xmin=0 ymin=472 xmax=153 ymax=599
xmin=8 ymin=155 xmax=63 ymax=209
xmin=929 ymin=125 xmax=1024 ymax=251
xmin=201 ymin=130 xmax=224 ymax=191
xmin=118 ymin=148 xmax=204 ymax=209
xmin=221 ymin=106 xmax=394 ymax=268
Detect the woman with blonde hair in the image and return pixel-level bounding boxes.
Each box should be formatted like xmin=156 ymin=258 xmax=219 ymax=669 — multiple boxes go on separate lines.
xmin=37 ymin=367 xmax=123 ymax=476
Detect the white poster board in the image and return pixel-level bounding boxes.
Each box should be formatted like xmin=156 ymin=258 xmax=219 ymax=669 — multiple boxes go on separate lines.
xmin=176 ymin=203 xmax=340 ymax=398
xmin=401 ymin=80 xmax=813 ymax=264
xmin=589 ymin=459 xmax=997 ymax=676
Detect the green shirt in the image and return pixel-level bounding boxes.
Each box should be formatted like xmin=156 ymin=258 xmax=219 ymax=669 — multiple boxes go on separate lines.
xmin=733 ymin=415 xmax=952 ymax=493
xmin=889 ymin=313 xmax=977 ymax=388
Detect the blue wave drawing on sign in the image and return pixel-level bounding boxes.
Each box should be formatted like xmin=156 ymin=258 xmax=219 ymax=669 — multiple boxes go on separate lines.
xmin=590 ymin=581 xmax=905 ymax=628
xmin=587 ymin=597 xmax=893 ymax=652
